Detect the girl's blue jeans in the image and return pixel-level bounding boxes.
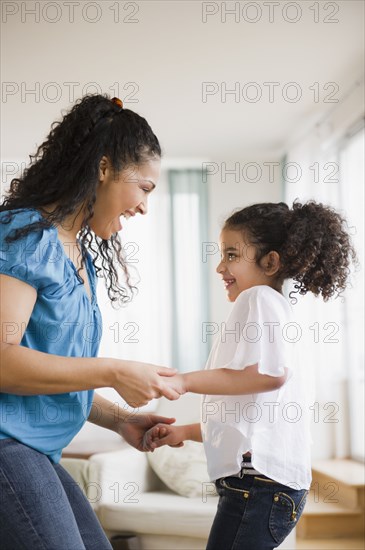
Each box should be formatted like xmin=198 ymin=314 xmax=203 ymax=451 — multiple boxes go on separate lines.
xmin=0 ymin=438 xmax=112 ymax=549
xmin=206 ymin=471 xmax=308 ymax=550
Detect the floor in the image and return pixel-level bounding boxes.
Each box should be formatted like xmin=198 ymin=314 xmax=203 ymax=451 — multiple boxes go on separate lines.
xmin=296 ymin=537 xmax=365 ymax=549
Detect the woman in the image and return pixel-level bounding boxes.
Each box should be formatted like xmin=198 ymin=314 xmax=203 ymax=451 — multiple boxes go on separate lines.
xmin=0 ymin=94 xmax=180 ymax=549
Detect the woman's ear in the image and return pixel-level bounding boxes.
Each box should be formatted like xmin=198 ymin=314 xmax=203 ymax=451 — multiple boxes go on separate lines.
xmin=98 ymin=156 xmax=109 ymax=182
xmin=261 ymin=251 xmax=281 ymax=276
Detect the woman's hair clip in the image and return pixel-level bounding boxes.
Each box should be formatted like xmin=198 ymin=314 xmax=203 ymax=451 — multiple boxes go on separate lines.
xmin=111 ymin=97 xmax=123 ymax=109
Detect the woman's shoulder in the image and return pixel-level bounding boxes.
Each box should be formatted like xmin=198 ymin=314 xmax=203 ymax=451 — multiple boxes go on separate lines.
xmin=0 ymin=207 xmax=56 ymax=241
xmin=0 ymin=206 xmax=45 ymax=219
xmin=0 ymin=207 xmax=37 ymax=220
xmin=1 ymin=207 xmax=45 ymax=231
xmin=0 ymin=208 xmax=63 ymax=287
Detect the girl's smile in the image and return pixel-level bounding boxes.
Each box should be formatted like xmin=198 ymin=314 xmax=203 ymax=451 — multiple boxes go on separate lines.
xmin=223 ymin=277 xmax=236 ymax=289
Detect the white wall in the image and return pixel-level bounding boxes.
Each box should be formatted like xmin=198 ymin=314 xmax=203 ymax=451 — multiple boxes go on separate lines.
xmin=2 ymin=1 xmax=364 ymax=161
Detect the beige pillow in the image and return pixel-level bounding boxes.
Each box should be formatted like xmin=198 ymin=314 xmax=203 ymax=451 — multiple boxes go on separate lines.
xmin=147 ymin=441 xmax=217 ymax=498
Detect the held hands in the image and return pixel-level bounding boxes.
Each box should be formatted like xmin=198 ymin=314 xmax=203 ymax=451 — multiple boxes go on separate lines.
xmin=112 ymin=361 xmax=187 ymax=408
xmin=161 ymin=373 xmax=187 ymax=399
xmin=142 ymin=423 xmax=187 ymax=452
xmin=118 ymin=413 xmax=179 ymax=453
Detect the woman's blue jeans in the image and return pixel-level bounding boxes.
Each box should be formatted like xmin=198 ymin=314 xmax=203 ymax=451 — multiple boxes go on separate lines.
xmin=0 ymin=438 xmax=112 ymax=549
xmin=206 ymin=471 xmax=308 ymax=550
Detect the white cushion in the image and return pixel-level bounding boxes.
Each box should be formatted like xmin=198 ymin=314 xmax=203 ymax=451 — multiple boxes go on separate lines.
xmin=147 ymin=440 xmax=217 ymax=498
xmin=89 ymin=447 xmax=164 ymax=505
xmin=98 ymin=490 xmax=218 ymax=538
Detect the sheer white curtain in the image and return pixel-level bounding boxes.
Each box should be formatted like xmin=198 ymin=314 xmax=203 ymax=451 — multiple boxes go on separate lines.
xmin=339 ymin=128 xmax=365 ymax=460
xmin=168 ymin=169 xmax=210 ymax=373
xmin=283 ymin=80 xmax=364 ymax=460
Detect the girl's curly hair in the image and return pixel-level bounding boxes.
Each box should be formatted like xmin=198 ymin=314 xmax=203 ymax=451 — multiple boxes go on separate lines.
xmin=224 ymin=201 xmax=357 ymax=301
xmin=0 ymin=94 xmax=161 ymax=307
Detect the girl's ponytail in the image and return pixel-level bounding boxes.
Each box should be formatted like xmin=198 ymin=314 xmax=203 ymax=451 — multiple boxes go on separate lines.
xmin=279 ymin=201 xmax=356 ymax=300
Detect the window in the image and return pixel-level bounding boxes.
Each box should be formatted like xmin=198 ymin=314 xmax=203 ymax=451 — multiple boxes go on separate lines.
xmin=339 ymin=126 xmax=365 ymax=460
xmin=283 ymin=106 xmax=364 ymax=460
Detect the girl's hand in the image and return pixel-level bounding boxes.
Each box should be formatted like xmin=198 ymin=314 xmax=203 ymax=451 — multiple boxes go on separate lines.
xmin=111 ymin=360 xmax=181 ymax=407
xmin=142 ymin=423 xmax=187 ymax=451
xmin=118 ymin=413 xmax=177 ymax=452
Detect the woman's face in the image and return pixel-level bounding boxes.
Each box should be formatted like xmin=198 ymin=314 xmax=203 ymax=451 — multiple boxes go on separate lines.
xmin=91 ymin=156 xmax=161 ymax=239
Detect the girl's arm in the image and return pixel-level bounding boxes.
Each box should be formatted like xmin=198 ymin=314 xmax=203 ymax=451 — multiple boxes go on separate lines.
xmin=180 ymin=423 xmax=202 ymax=442
xmin=168 ymin=363 xmax=287 ymax=396
xmin=143 ymin=422 xmax=202 ymax=451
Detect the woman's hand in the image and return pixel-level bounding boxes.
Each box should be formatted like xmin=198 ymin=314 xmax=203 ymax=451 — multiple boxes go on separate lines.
xmin=111 ymin=360 xmax=181 ymax=407
xmin=118 ymin=413 xmax=177 ymax=452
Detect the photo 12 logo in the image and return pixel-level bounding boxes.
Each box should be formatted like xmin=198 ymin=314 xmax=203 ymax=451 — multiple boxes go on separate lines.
xmin=1 ymin=81 xmax=139 ymax=104
xmin=201 ymin=2 xmax=340 ymax=24
xmin=201 ymin=81 xmax=340 ymax=104
xmin=1 ymin=2 xmax=140 ymax=24
xmin=200 ymin=320 xmax=340 ymax=344
xmin=201 ymin=400 xmax=340 ymax=425
xmin=201 ymin=161 xmax=339 ymax=184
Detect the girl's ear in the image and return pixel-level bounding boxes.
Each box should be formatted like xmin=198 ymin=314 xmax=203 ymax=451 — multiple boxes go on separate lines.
xmin=261 ymin=251 xmax=281 ymax=276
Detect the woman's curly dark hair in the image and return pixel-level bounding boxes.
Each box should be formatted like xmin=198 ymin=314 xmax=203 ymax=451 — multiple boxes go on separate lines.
xmin=0 ymin=94 xmax=161 ymax=307
xmin=224 ymin=200 xmax=357 ymax=301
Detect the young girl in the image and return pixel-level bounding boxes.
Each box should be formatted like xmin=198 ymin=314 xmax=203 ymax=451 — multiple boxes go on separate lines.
xmin=143 ymin=201 xmax=357 ymax=550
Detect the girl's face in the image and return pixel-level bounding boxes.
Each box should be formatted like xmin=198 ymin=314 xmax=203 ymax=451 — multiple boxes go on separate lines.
xmin=216 ymin=228 xmax=273 ymax=302
xmin=91 ymin=156 xmax=161 ymax=239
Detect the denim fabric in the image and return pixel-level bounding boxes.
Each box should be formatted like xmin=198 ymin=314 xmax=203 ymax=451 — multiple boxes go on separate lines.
xmin=0 ymin=438 xmax=112 ymax=550
xmin=206 ymin=471 xmax=308 ymax=550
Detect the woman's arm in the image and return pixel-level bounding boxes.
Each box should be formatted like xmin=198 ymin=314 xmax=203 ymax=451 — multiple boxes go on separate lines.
xmin=89 ymin=393 xmax=183 ymax=452
xmin=0 ymin=274 xmax=179 ymax=406
xmin=167 ymin=364 xmax=287 ymax=396
xmin=87 ymin=393 xmax=131 ymax=430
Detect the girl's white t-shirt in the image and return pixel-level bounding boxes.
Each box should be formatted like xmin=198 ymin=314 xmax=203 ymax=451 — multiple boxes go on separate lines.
xmin=201 ymin=285 xmax=312 ymax=490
